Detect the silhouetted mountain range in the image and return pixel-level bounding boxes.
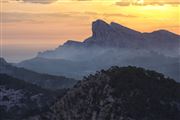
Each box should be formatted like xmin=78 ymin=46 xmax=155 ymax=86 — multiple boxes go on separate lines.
xmin=59 ymin=20 xmax=179 ymax=50
xmin=17 ymin=20 xmax=180 ymax=81
xmin=83 ymin=20 xmax=179 ymax=51
xmin=31 ymin=19 xmax=180 ymax=59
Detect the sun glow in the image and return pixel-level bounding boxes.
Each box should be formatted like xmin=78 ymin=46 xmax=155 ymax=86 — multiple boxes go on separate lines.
xmin=1 ymin=0 xmax=180 ymax=62
xmin=137 ymin=0 xmax=144 ymax=4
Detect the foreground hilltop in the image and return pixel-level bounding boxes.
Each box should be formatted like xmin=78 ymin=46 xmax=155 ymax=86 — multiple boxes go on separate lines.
xmin=34 ymin=66 xmax=180 ymax=120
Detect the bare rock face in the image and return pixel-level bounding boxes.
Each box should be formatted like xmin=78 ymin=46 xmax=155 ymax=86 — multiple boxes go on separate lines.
xmin=92 ymin=19 xmax=114 ymax=39
xmin=39 ymin=66 xmax=180 ymax=120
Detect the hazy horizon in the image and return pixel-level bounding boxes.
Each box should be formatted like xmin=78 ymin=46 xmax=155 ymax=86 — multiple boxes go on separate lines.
xmin=2 ymin=23 xmax=180 ymax=63
xmin=1 ymin=0 xmax=180 ymax=62
xmin=1 ymin=1 xmax=180 ymax=119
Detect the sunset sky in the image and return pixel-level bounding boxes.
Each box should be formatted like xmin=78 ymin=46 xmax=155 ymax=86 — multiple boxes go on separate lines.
xmin=1 ymin=0 xmax=180 ymax=62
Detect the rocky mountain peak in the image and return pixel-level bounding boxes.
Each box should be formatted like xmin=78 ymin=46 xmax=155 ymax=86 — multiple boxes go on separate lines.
xmin=92 ymin=19 xmax=113 ymax=38
xmin=92 ymin=19 xmax=109 ymax=28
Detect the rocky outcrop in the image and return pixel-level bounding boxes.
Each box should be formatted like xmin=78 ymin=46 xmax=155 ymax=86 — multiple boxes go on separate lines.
xmin=39 ymin=66 xmax=180 ymax=120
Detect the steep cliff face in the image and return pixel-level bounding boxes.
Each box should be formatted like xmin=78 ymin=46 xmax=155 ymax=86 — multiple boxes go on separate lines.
xmin=84 ymin=19 xmax=144 ymax=47
xmin=38 ymin=66 xmax=180 ymax=120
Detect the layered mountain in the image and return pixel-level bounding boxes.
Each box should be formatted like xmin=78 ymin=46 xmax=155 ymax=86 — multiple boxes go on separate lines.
xmin=18 ymin=57 xmax=95 ymax=79
xmin=0 ymin=74 xmax=66 ymax=120
xmin=32 ymin=66 xmax=180 ymax=120
xmin=0 ymin=57 xmax=77 ymax=90
xmin=18 ymin=51 xmax=180 ymax=81
xmin=17 ymin=19 xmax=180 ymax=81
xmin=38 ymin=19 xmax=180 ymax=58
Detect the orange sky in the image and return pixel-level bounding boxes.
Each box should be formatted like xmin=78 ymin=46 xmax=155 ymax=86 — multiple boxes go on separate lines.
xmin=1 ymin=0 xmax=180 ymax=62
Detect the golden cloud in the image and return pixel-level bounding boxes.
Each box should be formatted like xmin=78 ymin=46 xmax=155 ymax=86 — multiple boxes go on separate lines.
xmin=116 ymin=0 xmax=180 ymax=6
xmin=9 ymin=0 xmax=58 ymax=4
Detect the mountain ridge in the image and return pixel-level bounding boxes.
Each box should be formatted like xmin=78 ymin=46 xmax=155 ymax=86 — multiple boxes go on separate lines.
xmin=36 ymin=19 xmax=180 ymax=52
xmin=66 ymin=19 xmax=179 ymax=47
xmin=37 ymin=19 xmax=179 ymax=59
xmin=0 ymin=57 xmax=77 ymax=90
xmin=18 ymin=19 xmax=180 ymax=81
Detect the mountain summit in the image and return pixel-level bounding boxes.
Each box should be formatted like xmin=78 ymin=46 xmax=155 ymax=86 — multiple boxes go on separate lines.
xmin=84 ymin=19 xmax=179 ymax=48
xmin=37 ymin=19 xmax=179 ymax=56
xmin=91 ymin=19 xmax=140 ymax=38
xmin=92 ymin=19 xmax=114 ymax=38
